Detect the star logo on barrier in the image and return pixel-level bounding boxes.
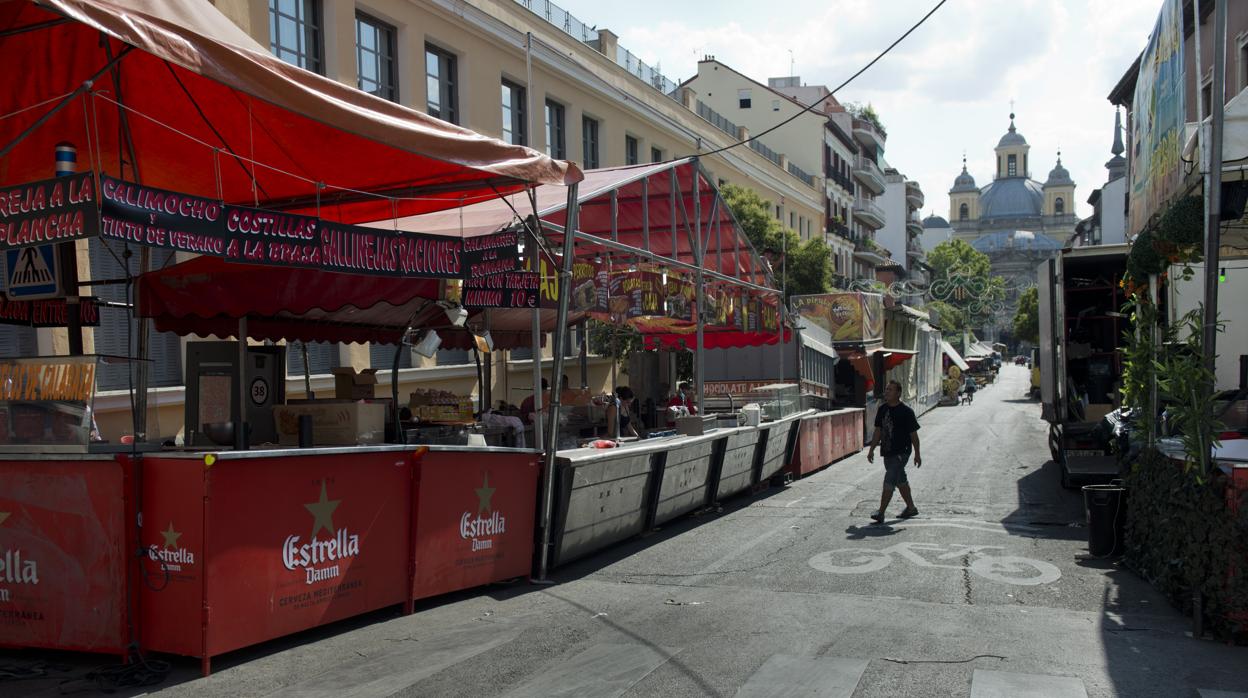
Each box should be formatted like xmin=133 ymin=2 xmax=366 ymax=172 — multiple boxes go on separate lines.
xmin=475 ymin=473 xmax=495 ymax=515
xmin=161 ymin=522 xmax=182 ymax=550
xmin=305 ymin=479 xmax=341 ymax=539
xmin=0 ymin=512 xmax=8 ymax=526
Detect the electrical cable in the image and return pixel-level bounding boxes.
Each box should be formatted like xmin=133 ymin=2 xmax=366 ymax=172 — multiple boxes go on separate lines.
xmin=684 ymin=0 xmax=948 ymax=161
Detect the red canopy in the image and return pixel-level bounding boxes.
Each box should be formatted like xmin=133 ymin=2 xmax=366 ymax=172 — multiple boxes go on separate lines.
xmin=642 ymin=329 xmax=791 ymax=351
xmin=136 ymin=256 xmax=575 ymax=349
xmin=0 ymin=0 xmax=580 ymax=221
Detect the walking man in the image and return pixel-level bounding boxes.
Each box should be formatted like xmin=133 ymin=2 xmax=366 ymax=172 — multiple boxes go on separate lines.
xmin=866 ymin=380 xmax=922 ymax=523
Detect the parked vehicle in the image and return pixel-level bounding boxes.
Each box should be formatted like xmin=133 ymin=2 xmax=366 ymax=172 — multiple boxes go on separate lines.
xmin=1037 ymin=244 xmax=1132 ymax=489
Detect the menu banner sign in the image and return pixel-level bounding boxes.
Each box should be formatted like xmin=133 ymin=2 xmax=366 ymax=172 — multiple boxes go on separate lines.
xmin=792 ymin=292 xmax=883 ymax=344
xmin=0 ymin=295 xmax=100 ymax=328
xmin=460 ymin=231 xmax=539 ymax=308
xmin=0 ymin=172 xmax=98 ymax=252
xmin=99 ymin=176 xmax=464 ymax=279
xmin=612 ymin=269 xmax=664 ymax=319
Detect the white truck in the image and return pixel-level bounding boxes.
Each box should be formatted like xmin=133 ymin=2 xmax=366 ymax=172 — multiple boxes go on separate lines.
xmin=1037 ymin=244 xmax=1132 ymax=488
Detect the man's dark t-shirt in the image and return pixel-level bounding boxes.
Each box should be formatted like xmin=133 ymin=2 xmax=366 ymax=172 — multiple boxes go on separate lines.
xmin=875 ymin=402 xmax=920 ymax=457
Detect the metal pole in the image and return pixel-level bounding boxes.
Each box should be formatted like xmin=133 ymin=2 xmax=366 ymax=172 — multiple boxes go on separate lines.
xmin=235 ymin=317 xmax=248 ymax=451
xmin=1203 ymin=0 xmax=1226 ymax=412
xmin=525 ymin=33 xmax=544 ymax=456
xmin=539 ymin=181 xmax=578 ymax=580
xmin=693 ymin=162 xmax=705 ymax=414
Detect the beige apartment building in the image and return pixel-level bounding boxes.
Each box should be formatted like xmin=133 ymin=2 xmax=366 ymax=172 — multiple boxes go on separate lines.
xmin=16 ymin=0 xmax=832 ymax=439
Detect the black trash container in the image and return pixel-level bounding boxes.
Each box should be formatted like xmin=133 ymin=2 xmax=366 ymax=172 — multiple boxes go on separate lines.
xmin=1083 ymin=484 xmax=1126 ymax=557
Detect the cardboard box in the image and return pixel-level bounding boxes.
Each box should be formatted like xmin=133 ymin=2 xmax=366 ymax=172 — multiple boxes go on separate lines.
xmin=332 ymin=368 xmax=379 ymax=400
xmin=273 ymin=402 xmax=386 ymax=445
xmin=1084 ymin=403 xmax=1115 ymax=423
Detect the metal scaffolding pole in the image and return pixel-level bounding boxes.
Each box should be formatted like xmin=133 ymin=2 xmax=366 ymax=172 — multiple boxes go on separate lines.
xmin=1203 ymin=0 xmax=1226 ymax=401
xmin=693 ymin=160 xmax=704 ymax=414
xmin=537 ymin=181 xmax=579 ymax=580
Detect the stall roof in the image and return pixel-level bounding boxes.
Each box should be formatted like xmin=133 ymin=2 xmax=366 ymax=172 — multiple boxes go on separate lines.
xmin=942 ymin=340 xmax=970 ymax=371
xmin=389 ymin=160 xmax=777 ymax=291
xmin=1 ymin=0 xmax=580 ymax=222
xmin=136 ymin=256 xmax=574 ymax=348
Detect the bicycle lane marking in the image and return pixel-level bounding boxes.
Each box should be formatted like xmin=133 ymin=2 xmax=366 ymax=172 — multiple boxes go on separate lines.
xmin=807 ymin=542 xmax=1062 ymax=586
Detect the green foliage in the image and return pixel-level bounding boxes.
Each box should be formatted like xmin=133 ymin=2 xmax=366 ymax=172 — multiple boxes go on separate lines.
xmin=587 ymin=320 xmax=691 ymax=381
xmin=927 ymin=239 xmax=991 ymax=280
xmin=1011 ymin=287 xmax=1040 ymax=345
xmin=844 ymin=102 xmax=887 ymax=137
xmin=1124 ymin=447 xmax=1248 ymax=639
xmin=1125 ymin=196 xmax=1204 ymax=287
xmin=1157 ymin=195 xmax=1204 ymax=248
xmin=1119 ymin=296 xmax=1160 ymax=444
xmin=1154 ymin=307 xmax=1224 ymax=477
xmin=926 ymin=299 xmax=967 ymax=336
xmin=720 ymin=183 xmax=830 ymax=299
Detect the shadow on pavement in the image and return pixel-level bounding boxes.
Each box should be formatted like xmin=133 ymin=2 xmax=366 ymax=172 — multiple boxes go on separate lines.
xmin=1000 ymin=459 xmax=1086 ymax=542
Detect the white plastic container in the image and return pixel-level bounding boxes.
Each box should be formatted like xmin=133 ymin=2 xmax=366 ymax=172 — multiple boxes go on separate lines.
xmin=741 ymin=404 xmax=762 ymax=427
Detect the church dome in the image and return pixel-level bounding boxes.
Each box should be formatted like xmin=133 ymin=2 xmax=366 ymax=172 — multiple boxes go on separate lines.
xmin=950 ymin=159 xmax=978 ymax=193
xmin=997 ymin=113 xmax=1027 ymax=148
xmin=923 ymin=214 xmax=950 ymax=228
xmin=1044 ymin=154 xmax=1073 ymax=187
xmin=970 ymin=230 xmax=1063 ymax=253
xmin=978 ymin=177 xmax=1044 ymax=220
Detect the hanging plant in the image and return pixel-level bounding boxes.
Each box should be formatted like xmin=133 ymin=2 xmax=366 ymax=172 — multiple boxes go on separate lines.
xmin=1126 ymin=228 xmax=1166 ymax=286
xmin=1157 ymin=195 xmax=1204 ymax=249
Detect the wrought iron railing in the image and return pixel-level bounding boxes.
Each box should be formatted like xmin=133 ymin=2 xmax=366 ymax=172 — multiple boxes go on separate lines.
xmin=695 ymin=101 xmax=739 ymax=138
xmin=748 ymin=139 xmax=782 ymax=167
xmin=787 ymin=162 xmax=816 ymax=188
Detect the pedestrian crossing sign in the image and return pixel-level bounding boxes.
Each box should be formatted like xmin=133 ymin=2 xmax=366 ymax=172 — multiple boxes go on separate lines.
xmin=3 ymin=244 xmax=61 ymax=300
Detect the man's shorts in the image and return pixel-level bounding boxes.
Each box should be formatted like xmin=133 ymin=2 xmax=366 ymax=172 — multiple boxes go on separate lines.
xmin=883 ymin=454 xmax=910 ymax=488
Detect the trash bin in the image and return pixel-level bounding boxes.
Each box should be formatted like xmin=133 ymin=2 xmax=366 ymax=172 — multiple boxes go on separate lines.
xmin=1083 ymin=484 xmax=1126 ymax=557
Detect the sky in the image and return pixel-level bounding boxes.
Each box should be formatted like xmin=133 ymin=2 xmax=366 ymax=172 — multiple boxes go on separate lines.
xmin=557 ymin=0 xmax=1164 ymax=220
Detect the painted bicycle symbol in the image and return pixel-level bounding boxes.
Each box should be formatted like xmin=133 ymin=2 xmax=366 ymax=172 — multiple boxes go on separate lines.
xmin=808 ymin=542 xmax=1061 ymax=586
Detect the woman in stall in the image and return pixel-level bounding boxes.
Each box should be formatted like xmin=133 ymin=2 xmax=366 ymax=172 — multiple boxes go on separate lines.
xmin=607 ymin=386 xmax=640 ymax=440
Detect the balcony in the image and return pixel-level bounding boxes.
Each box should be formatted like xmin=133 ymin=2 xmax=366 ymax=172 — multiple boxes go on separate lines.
xmin=852 ymin=157 xmax=886 ymax=195
xmin=748 ymin=139 xmax=783 ymax=168
xmin=905 ymin=180 xmax=924 ymax=209
xmin=852 ymin=117 xmax=885 ymax=152
xmin=825 ymin=169 xmax=855 ymax=194
xmin=853 ymin=238 xmax=890 ymax=267
xmin=852 ymin=197 xmax=885 ymax=230
xmin=906 ymin=214 xmax=924 ymax=237
xmin=826 ymin=219 xmax=851 ymax=239
xmin=906 ymin=239 xmax=925 ymax=259
xmin=788 ymin=161 xmax=816 ymax=188
xmin=696 ymin=100 xmax=739 ymax=138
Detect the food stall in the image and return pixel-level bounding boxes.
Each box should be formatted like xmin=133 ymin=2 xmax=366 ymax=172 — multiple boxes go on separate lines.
xmin=395 ymin=159 xmax=808 ymax=571
xmin=0 ymin=0 xmax=578 ymax=673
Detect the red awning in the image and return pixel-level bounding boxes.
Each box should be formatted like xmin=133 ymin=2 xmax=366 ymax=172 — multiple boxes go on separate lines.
xmin=642 ymin=328 xmax=791 ymax=351
xmin=0 ymin=0 xmax=580 ymax=222
xmin=835 ymin=346 xmax=915 ymax=389
xmin=136 ymin=256 xmax=575 ymax=349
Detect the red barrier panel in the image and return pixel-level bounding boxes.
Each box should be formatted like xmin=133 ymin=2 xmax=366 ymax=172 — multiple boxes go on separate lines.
xmin=411 ymin=450 xmax=540 ymax=601
xmin=0 ymin=456 xmax=134 ymax=656
xmin=140 ymin=449 xmax=416 ymax=674
xmin=786 ymin=418 xmax=821 ymax=478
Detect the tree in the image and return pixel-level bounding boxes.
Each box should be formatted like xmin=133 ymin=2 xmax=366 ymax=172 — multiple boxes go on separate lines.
xmin=1012 ymin=287 xmax=1040 ymax=345
xmin=927 ymin=239 xmax=991 ymax=281
xmin=720 ymin=183 xmax=830 ymax=299
xmin=926 ymin=239 xmax=1004 ymax=326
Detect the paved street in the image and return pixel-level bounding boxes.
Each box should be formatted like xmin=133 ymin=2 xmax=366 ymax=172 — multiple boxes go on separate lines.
xmin=9 ymin=366 xmax=1248 ymax=697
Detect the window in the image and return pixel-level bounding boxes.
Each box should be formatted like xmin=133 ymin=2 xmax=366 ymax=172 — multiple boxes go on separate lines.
xmin=436 ymin=348 xmax=471 ymax=366
xmin=1240 ymin=34 xmax=1248 ymax=92
xmin=269 ymin=0 xmax=322 ymax=74
xmin=1022 ymin=154 xmax=1028 ymax=176
xmin=1055 ymin=197 xmax=1065 ymax=215
xmin=355 ymin=13 xmax=396 ymax=102
xmin=501 ymin=79 xmax=526 ymax=145
xmin=369 ymin=342 xmax=412 ymax=371
xmin=625 ymin=135 xmax=639 ymax=165
xmin=425 ymin=44 xmax=458 ymax=124
xmin=288 ymin=340 xmax=339 ymax=377
xmin=772 ymin=99 xmax=780 ymax=112
xmin=89 ymin=240 xmax=183 ymax=390
xmin=790 ymin=211 xmax=795 ymax=229
xmin=738 ymin=88 xmax=752 ymax=109
xmin=1007 ymin=154 xmax=1017 ymax=177
xmin=582 ymin=115 xmax=599 ymax=169
xmin=545 ymin=100 xmax=566 ymax=158
xmin=1201 ymin=78 xmax=1213 ymax=118
xmin=959 ymin=202 xmax=969 ymax=220
xmin=651 ymin=146 xmax=664 ymax=163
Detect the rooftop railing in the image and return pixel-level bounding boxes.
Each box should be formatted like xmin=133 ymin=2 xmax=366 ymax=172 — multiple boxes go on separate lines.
xmin=696 ymin=100 xmax=739 ymax=138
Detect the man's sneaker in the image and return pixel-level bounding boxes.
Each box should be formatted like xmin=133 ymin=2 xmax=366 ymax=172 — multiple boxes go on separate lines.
xmin=869 ymin=511 xmax=885 ymax=523
xmin=898 ymin=507 xmax=919 ymax=519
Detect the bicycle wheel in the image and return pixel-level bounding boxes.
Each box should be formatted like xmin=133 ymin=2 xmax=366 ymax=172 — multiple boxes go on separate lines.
xmin=969 ymin=555 xmax=1061 ymax=586
xmin=808 ymin=548 xmax=892 ymax=575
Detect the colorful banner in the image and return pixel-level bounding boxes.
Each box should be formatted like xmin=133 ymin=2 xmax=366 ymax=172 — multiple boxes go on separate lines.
xmin=792 ymin=292 xmax=884 ymax=344
xmin=0 ymin=357 xmax=97 ymax=448
xmin=98 ymin=176 xmax=471 ymax=279
xmin=1128 ymin=0 xmax=1185 ymax=236
xmin=460 ymin=231 xmax=539 ymax=308
xmin=0 ymin=172 xmax=98 ymax=252
xmin=0 ymin=295 xmax=100 ymax=328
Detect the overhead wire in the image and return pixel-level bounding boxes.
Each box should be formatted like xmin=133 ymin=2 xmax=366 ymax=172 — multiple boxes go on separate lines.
xmin=684 ymin=0 xmax=948 ymax=161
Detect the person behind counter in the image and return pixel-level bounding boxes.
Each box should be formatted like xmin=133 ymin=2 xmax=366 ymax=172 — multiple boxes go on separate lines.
xmin=607 ymin=386 xmax=640 ymax=439
xmin=520 ymin=378 xmax=549 ymax=424
xmin=666 ymin=382 xmax=698 ymax=426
